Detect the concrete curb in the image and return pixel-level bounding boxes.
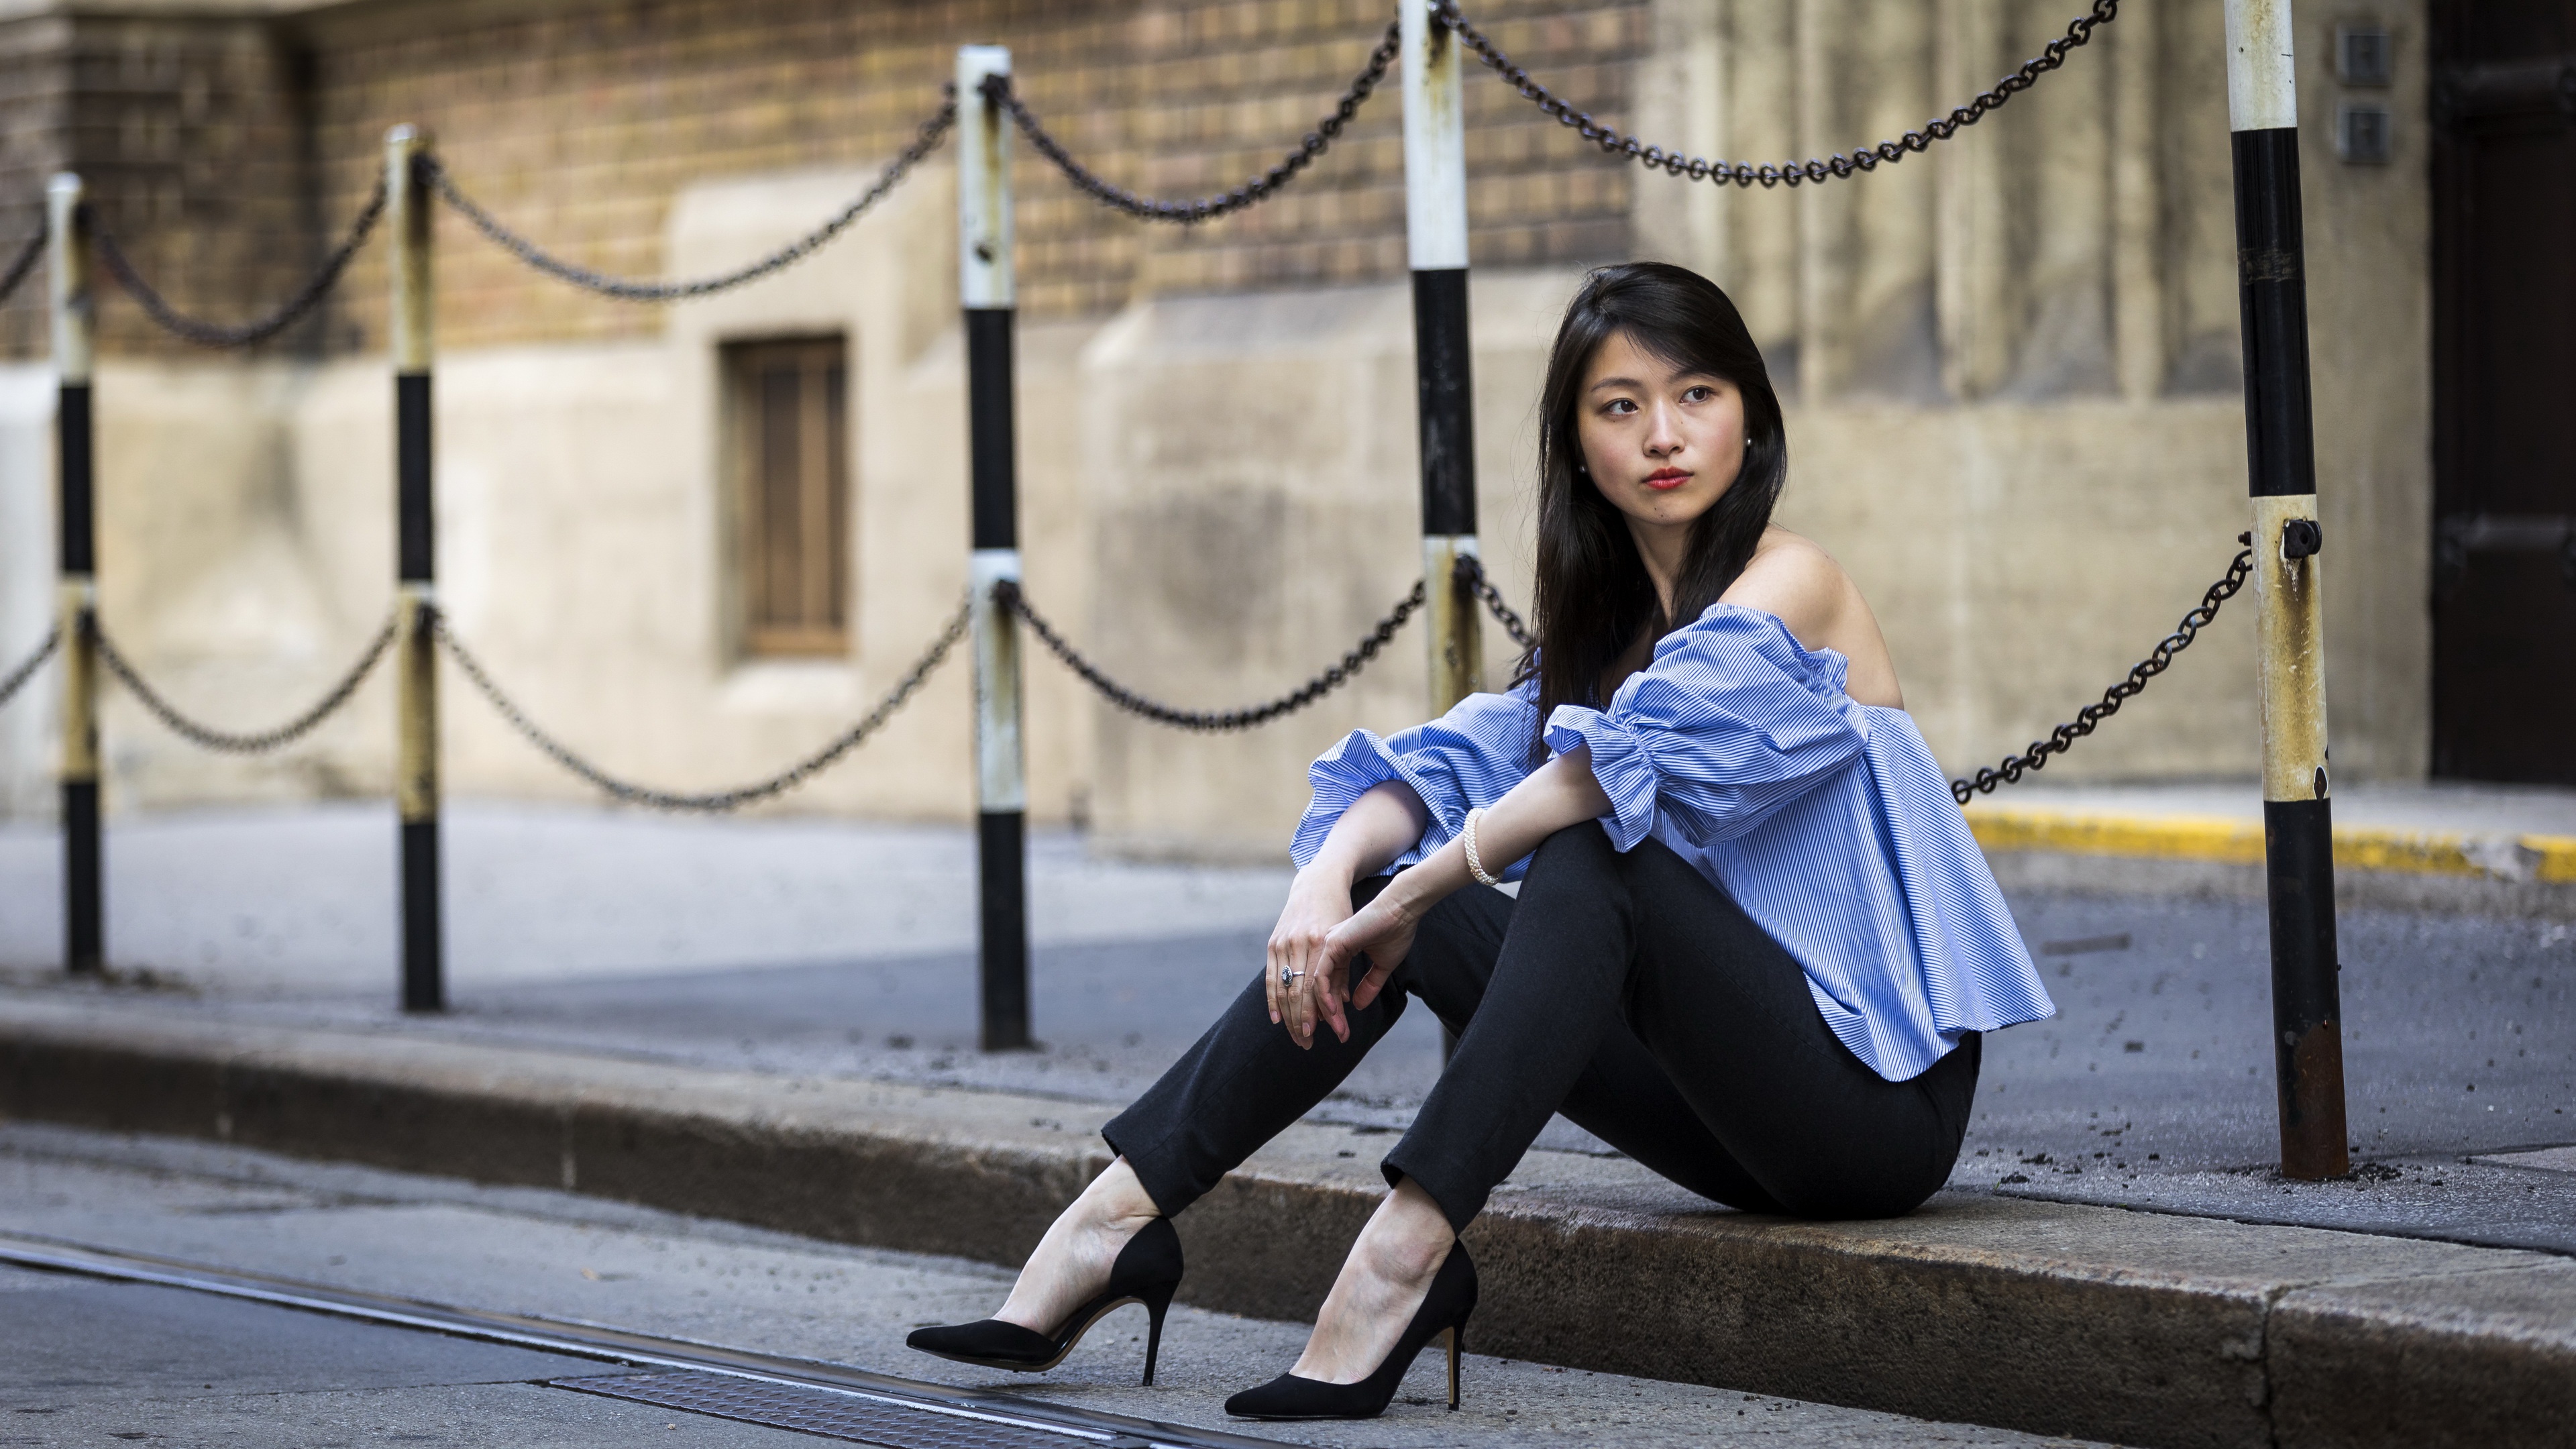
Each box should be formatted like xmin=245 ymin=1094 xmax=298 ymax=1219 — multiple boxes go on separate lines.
xmin=3 ymin=997 xmax=2570 ymax=1449
xmin=1966 ymin=805 xmax=2576 ymax=919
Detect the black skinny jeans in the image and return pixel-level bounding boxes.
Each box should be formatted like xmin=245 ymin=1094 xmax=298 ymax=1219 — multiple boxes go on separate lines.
xmin=1104 ymin=824 xmax=1980 ymax=1232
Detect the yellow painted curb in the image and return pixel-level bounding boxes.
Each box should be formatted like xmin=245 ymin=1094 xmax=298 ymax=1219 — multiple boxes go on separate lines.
xmin=1964 ymin=806 xmax=2576 ymax=884
xmin=2533 ymin=835 xmax=2576 ymax=885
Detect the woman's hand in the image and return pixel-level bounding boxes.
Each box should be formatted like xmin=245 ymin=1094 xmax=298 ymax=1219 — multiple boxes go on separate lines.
xmin=1267 ymin=863 xmax=1356 ymax=1047
xmin=1312 ymin=885 xmax=1420 ymax=1042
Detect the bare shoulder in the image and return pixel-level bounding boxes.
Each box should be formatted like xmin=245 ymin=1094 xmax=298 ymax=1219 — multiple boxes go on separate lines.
xmin=1721 ymin=528 xmax=1850 ymax=639
xmin=1721 ymin=527 xmax=1905 ymax=708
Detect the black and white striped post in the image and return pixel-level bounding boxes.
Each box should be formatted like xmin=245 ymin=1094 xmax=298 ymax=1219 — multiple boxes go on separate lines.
xmin=1406 ymin=1 xmax=1478 ymax=1063
xmin=959 ymin=46 xmax=1031 ymax=1053
xmin=386 ymin=124 xmax=444 ymax=1014
xmin=2223 ymin=0 xmax=2345 ymax=1180
xmin=48 ymin=174 xmax=101 ymax=976
xmin=1404 ymin=1 xmax=1482 ymax=721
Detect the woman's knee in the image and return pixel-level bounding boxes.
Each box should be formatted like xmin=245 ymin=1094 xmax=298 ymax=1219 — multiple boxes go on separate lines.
xmin=1525 ymin=820 xmax=1619 ymax=883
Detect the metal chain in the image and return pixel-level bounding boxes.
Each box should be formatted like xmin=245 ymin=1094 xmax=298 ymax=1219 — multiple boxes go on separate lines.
xmin=990 ymin=18 xmax=1401 ymax=223
xmin=426 ymin=94 xmax=957 ymax=302
xmin=433 ymin=596 xmax=969 ymax=811
xmin=1000 ymin=577 xmax=1424 ymax=731
xmin=1454 ymin=553 xmax=1536 ymax=651
xmin=0 ymin=220 xmax=46 ymax=308
xmin=1439 ymin=0 xmax=2119 ymax=189
xmin=89 ymin=181 xmax=386 ymax=348
xmin=1951 ymin=535 xmax=2255 ymax=804
xmin=91 ymin=613 xmax=397 ymax=753
xmin=0 ymin=627 xmax=60 ymax=710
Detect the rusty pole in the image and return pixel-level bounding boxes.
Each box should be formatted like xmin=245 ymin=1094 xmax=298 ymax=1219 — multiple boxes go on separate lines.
xmin=48 ymin=174 xmax=101 ymax=975
xmin=2223 ymin=0 xmax=2347 ymax=1179
xmin=959 ymin=45 xmax=1030 ymax=1052
xmin=387 ymin=124 xmax=444 ymax=1013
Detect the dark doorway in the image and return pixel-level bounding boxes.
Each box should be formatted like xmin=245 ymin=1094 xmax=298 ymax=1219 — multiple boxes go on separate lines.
xmin=2430 ymin=3 xmax=2576 ymax=784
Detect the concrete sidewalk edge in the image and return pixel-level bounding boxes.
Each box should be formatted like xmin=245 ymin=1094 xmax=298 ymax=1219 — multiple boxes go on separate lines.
xmin=1 ymin=1000 xmax=2569 ymax=1449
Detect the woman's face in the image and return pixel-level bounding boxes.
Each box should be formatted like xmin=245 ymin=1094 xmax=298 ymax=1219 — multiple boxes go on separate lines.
xmin=1573 ymin=329 xmax=1747 ymax=534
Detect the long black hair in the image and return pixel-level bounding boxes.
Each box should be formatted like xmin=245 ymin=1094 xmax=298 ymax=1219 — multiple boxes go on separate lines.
xmin=1523 ymin=262 xmax=1787 ymax=737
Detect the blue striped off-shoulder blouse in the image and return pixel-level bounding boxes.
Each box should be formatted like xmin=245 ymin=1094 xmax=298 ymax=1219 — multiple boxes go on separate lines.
xmin=1290 ymin=602 xmax=2054 ymax=1081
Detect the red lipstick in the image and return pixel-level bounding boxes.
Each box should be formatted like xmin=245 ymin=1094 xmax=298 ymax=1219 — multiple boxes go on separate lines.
xmin=1644 ymin=467 xmax=1690 ymax=492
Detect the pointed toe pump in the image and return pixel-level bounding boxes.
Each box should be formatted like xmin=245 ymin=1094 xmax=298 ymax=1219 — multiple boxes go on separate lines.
xmin=1223 ymin=1242 xmax=1477 ymax=1421
xmin=906 ymin=1216 xmax=1183 ymax=1385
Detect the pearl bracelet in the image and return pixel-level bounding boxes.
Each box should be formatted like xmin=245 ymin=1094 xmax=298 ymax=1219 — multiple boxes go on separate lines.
xmin=1462 ymin=807 xmax=1501 ymax=888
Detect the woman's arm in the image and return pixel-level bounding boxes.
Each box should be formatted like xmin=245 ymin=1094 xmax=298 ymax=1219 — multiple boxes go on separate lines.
xmin=1283 ymin=748 xmax=1611 ymax=1047
xmin=1265 ymin=782 xmax=1425 ymax=1030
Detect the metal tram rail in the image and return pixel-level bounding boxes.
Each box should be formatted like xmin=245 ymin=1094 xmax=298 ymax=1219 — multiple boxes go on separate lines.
xmin=0 ymin=1232 xmax=1280 ymax=1449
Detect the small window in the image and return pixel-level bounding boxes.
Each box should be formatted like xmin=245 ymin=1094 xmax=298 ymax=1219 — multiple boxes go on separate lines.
xmin=2336 ymin=26 xmax=2392 ymax=87
xmin=2337 ymin=103 xmax=2394 ymax=165
xmin=726 ymin=337 xmax=850 ymax=657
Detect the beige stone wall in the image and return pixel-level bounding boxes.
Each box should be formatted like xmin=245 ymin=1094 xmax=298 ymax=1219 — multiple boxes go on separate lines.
xmin=0 ymin=0 xmax=2438 ymax=861
xmin=1071 ymin=0 xmax=2432 ymax=856
xmin=1624 ymin=0 xmax=2432 ymax=784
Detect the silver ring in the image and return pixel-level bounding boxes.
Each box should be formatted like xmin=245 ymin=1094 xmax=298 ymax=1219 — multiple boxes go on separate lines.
xmin=1279 ymin=967 xmax=1303 ymax=984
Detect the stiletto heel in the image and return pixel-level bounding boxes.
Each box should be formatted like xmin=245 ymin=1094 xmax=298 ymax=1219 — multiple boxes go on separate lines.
xmin=907 ymin=1216 xmax=1183 ymax=1385
xmin=1223 ymin=1244 xmax=1478 ymax=1421
xmin=1141 ymin=1281 xmax=1173 ymax=1386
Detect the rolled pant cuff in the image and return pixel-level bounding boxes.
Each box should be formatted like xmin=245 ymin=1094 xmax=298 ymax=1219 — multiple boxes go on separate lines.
xmin=1378 ymin=1144 xmax=1487 ymax=1235
xmin=1097 ymin=1122 xmax=1196 ymax=1221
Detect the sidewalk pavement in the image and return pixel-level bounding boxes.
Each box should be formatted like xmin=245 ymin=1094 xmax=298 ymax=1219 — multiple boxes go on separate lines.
xmin=0 ymin=793 xmax=2571 ymax=1444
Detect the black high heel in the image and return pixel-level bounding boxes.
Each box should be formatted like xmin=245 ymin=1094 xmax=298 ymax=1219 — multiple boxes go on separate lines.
xmin=906 ymin=1216 xmax=1183 ymax=1385
xmin=1223 ymin=1242 xmax=1477 ymax=1420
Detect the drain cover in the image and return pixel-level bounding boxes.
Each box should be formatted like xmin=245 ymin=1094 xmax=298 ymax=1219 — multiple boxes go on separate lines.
xmin=555 ymin=1371 xmax=1158 ymax=1448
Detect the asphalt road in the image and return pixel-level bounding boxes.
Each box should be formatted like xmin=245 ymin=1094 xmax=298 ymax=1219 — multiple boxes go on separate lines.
xmin=0 ymin=1123 xmax=2112 ymax=1448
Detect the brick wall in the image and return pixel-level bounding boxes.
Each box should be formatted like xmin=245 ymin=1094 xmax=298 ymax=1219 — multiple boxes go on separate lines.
xmin=0 ymin=0 xmax=1648 ymax=360
xmin=0 ymin=11 xmax=322 ymax=361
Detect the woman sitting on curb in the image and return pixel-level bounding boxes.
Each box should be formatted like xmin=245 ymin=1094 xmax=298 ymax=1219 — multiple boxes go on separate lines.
xmin=908 ymin=261 xmax=2056 ymax=1420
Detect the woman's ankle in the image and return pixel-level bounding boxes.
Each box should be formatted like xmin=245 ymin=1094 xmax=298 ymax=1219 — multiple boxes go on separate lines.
xmin=993 ymin=1159 xmax=1162 ymax=1330
xmin=1359 ymin=1178 xmax=1454 ymax=1279
xmin=1078 ymin=1157 xmax=1163 ymax=1230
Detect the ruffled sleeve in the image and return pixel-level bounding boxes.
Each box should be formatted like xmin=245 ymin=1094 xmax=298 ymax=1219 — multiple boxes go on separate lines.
xmin=1289 ymin=680 xmax=1541 ymax=877
xmin=1543 ymin=604 xmax=1870 ymax=850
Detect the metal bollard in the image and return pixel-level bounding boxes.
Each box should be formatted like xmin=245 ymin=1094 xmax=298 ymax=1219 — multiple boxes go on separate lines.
xmin=2222 ymin=0 xmax=2347 ymax=1180
xmin=386 ymin=125 xmax=443 ymax=1014
xmin=1403 ymin=0 xmax=1483 ymax=720
xmin=48 ymin=175 xmax=100 ymax=975
xmin=959 ymin=47 xmax=1030 ymax=1053
xmin=1405 ymin=2 xmax=1480 ymax=1063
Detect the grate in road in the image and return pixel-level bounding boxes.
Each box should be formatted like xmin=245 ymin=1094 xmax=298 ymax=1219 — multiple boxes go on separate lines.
xmin=555 ymin=1371 xmax=1162 ymax=1448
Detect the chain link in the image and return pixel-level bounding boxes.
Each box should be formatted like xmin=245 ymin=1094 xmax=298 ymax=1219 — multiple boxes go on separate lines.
xmin=990 ymin=19 xmax=1400 ymax=223
xmin=92 ymin=613 xmax=396 ymax=753
xmin=90 ymin=182 xmax=386 ymax=348
xmin=1440 ymin=0 xmax=2118 ymax=189
xmin=1000 ymin=577 xmax=1424 ymax=731
xmin=0 ymin=627 xmax=60 ymax=710
xmin=435 ymin=596 xmax=968 ymax=811
xmin=1448 ymin=539 xmax=2252 ymax=806
xmin=426 ymin=95 xmax=956 ymax=302
xmin=1951 ymin=536 xmax=2254 ymax=804
xmin=1454 ymin=553 xmax=1536 ymax=651
xmin=0 ymin=220 xmax=46 ymax=308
